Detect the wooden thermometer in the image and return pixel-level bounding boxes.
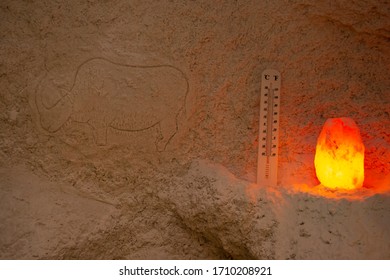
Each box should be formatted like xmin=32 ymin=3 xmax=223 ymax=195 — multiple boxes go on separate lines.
xmin=257 ymin=69 xmax=281 ymax=187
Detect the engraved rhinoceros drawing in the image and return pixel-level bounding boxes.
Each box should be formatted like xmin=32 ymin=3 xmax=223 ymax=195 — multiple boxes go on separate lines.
xmin=30 ymin=58 xmax=189 ymax=151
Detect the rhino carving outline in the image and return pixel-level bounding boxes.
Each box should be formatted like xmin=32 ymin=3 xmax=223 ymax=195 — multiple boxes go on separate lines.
xmin=30 ymin=57 xmax=189 ymax=151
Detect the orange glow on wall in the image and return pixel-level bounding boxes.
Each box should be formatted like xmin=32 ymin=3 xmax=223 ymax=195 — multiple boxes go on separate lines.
xmin=314 ymin=117 xmax=365 ymax=190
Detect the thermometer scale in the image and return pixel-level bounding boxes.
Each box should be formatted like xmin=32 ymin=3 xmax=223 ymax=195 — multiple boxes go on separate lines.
xmin=257 ymin=69 xmax=281 ymax=187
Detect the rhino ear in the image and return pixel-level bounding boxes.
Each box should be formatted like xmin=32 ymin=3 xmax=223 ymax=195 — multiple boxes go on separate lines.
xmin=34 ymin=77 xmax=73 ymax=133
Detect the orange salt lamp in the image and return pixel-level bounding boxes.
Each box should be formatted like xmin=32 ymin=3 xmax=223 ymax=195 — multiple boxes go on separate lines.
xmin=314 ymin=117 xmax=365 ymax=190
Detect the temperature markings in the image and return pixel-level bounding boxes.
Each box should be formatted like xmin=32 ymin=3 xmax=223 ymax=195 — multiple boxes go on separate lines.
xmin=257 ymin=69 xmax=281 ymax=187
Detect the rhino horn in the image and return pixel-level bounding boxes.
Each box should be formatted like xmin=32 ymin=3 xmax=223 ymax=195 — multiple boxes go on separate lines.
xmin=34 ymin=77 xmax=73 ymax=133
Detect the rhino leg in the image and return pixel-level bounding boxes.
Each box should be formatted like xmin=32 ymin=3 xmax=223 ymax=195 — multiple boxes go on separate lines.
xmin=90 ymin=122 xmax=108 ymax=146
xmin=156 ymin=116 xmax=177 ymax=151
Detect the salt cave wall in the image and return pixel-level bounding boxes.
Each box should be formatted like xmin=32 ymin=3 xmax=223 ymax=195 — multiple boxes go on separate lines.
xmin=1 ymin=0 xmax=389 ymax=185
xmin=1 ymin=1 xmax=390 ymax=184
xmin=0 ymin=0 xmax=389 ymax=259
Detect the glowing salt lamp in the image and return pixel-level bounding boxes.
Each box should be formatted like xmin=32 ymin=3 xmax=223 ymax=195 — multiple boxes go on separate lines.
xmin=314 ymin=117 xmax=365 ymax=190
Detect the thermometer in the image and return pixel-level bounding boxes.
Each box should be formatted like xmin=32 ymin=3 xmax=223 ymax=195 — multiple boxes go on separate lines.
xmin=257 ymin=69 xmax=281 ymax=187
